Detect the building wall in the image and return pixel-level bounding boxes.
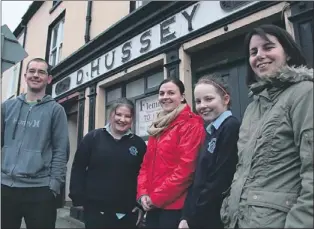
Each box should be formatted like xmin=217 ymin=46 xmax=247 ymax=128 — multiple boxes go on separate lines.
xmin=82 ymin=1 xmax=295 ymax=138
xmin=1 ymin=32 xmax=25 ymax=101
xmin=60 ymin=1 xmax=86 ymax=59
xmin=90 ymin=1 xmax=130 ymax=40
xmin=19 ymin=1 xmax=131 ymax=94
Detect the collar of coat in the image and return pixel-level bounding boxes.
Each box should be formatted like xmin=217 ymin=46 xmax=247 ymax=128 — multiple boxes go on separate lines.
xmin=248 ymin=65 xmax=313 ymax=100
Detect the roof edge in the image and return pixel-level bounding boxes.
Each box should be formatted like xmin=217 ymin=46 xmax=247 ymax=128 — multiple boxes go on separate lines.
xmin=13 ymin=1 xmax=44 ymax=37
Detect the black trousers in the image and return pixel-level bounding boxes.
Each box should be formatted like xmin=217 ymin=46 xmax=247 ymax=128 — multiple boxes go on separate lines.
xmin=84 ymin=203 xmax=138 ymax=229
xmin=1 ymin=185 xmax=57 ymax=229
xmin=145 ymin=208 xmax=181 ymax=228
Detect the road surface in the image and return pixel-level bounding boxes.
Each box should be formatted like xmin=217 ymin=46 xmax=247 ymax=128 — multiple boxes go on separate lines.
xmin=21 ymin=207 xmax=84 ymax=228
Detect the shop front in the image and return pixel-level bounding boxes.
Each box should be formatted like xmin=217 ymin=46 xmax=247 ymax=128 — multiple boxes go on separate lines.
xmin=49 ymin=0 xmax=313 ymax=217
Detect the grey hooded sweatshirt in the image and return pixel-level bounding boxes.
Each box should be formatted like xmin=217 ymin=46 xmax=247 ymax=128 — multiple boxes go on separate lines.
xmin=1 ymin=94 xmax=69 ymax=194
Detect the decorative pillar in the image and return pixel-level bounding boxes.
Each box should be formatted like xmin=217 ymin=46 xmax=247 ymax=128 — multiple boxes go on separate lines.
xmin=77 ymin=90 xmax=85 ymax=147
xmin=164 ymin=48 xmax=181 ymax=78
xmin=88 ymin=84 xmax=97 ymax=132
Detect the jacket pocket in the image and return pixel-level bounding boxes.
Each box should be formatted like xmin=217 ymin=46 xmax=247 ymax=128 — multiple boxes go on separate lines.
xmin=13 ymin=149 xmax=46 ymax=177
xmin=246 ymin=190 xmax=298 ymax=228
xmin=1 ymin=146 xmax=16 ymax=174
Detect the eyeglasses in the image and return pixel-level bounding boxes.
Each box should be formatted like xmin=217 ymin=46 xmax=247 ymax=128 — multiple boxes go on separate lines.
xmin=27 ymin=69 xmax=48 ymax=76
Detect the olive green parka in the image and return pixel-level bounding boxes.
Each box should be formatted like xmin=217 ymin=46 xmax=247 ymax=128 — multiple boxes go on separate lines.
xmin=221 ymin=66 xmax=313 ymax=228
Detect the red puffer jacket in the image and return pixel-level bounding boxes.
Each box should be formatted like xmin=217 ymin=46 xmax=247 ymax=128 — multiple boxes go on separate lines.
xmin=137 ymin=105 xmax=205 ymax=209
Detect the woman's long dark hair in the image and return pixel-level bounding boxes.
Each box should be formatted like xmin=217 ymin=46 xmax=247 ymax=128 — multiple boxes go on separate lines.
xmin=158 ymin=77 xmax=187 ymax=104
xmin=244 ymin=24 xmax=307 ymax=86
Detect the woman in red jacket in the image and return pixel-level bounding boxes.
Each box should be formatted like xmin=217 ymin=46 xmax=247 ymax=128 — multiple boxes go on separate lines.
xmin=137 ymin=78 xmax=205 ymax=228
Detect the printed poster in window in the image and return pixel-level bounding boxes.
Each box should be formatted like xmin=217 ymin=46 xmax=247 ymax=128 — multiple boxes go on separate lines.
xmin=136 ymin=94 xmax=162 ymax=137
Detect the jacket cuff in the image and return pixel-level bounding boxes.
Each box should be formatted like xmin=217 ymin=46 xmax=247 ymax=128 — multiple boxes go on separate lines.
xmin=150 ymin=193 xmax=162 ymax=208
xmin=137 ymin=194 xmax=149 ymax=204
xmin=49 ymin=179 xmax=61 ymax=195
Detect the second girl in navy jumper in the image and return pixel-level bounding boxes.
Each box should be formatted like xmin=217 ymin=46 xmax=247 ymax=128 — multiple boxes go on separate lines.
xmin=179 ymin=75 xmax=240 ymax=229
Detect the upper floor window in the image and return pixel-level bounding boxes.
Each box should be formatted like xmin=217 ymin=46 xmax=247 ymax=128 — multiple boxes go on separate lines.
xmin=49 ymin=19 xmax=64 ymax=67
xmin=50 ymin=0 xmax=62 ymax=14
xmin=53 ymin=0 xmax=61 ymax=6
xmin=130 ymin=1 xmax=149 ymax=12
xmin=135 ymin=1 xmax=143 ymax=9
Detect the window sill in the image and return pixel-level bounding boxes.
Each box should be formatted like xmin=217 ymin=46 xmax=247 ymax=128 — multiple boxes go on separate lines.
xmin=49 ymin=1 xmax=62 ymax=14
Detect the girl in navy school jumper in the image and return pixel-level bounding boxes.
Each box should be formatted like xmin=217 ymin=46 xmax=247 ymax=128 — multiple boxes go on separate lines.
xmin=179 ymin=75 xmax=240 ymax=229
xmin=69 ymin=98 xmax=146 ymax=229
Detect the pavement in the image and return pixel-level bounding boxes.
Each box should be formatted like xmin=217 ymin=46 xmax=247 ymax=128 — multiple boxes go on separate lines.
xmin=21 ymin=207 xmax=84 ymax=228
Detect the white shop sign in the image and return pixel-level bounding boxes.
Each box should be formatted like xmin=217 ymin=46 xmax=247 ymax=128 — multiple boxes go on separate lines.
xmin=136 ymin=94 xmax=162 ymax=137
xmin=52 ymin=1 xmax=258 ymax=98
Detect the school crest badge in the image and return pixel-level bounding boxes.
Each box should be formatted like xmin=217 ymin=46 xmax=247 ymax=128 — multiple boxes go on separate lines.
xmin=129 ymin=146 xmax=138 ymax=156
xmin=207 ymin=138 xmax=217 ymax=154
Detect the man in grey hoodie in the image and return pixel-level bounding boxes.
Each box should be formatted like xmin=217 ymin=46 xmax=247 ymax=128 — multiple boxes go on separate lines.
xmin=1 ymin=58 xmax=69 ymax=229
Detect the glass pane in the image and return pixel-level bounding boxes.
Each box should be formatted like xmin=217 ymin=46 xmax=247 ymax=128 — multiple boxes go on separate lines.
xmin=106 ymin=87 xmax=121 ymax=103
xmin=58 ymin=46 xmax=62 ymax=63
xmin=126 ymin=78 xmax=144 ymax=98
xmin=147 ymin=72 xmax=164 ymax=89
xmin=135 ymin=94 xmax=162 ymax=137
xmin=59 ymin=20 xmax=64 ymax=43
xmin=52 ymin=24 xmax=59 ymax=48
xmin=105 ymin=107 xmax=111 ymax=124
xmin=50 ymin=50 xmax=57 ymax=66
xmin=135 ymin=1 xmax=143 ymax=8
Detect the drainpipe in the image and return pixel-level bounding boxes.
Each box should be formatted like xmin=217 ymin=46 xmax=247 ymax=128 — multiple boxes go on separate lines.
xmin=84 ymin=1 xmax=92 ymax=43
xmin=16 ymin=22 xmax=27 ymax=96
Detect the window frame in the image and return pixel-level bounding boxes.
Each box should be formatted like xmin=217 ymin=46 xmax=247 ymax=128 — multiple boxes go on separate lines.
xmin=48 ymin=17 xmax=64 ymax=67
xmin=135 ymin=1 xmax=144 ymax=9
xmin=50 ymin=0 xmax=62 ymax=14
xmin=130 ymin=1 xmax=150 ymax=13
xmin=105 ymin=68 xmax=164 ymax=139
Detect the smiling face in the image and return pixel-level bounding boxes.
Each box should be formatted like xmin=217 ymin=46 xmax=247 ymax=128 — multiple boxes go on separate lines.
xmin=194 ymin=83 xmax=229 ymax=122
xmin=24 ymin=61 xmax=52 ymax=93
xmin=249 ymin=34 xmax=288 ymax=79
xmin=158 ymin=82 xmax=184 ymax=113
xmin=110 ymin=105 xmax=133 ymax=134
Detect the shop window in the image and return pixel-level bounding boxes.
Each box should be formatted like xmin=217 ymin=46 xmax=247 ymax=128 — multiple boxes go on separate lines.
xmin=105 ymin=87 xmax=122 ymax=124
xmin=105 ymin=69 xmax=164 ymax=138
xmin=48 ymin=18 xmax=64 ymax=67
xmin=107 ymin=87 xmax=122 ymax=103
xmin=126 ymin=78 xmax=145 ymax=98
xmin=135 ymin=93 xmax=161 ymax=137
xmin=147 ymin=72 xmax=163 ymax=89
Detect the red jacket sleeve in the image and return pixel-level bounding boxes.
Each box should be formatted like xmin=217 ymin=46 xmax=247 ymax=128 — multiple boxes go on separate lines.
xmin=137 ymin=138 xmax=152 ymax=200
xmin=150 ymin=123 xmax=205 ymax=208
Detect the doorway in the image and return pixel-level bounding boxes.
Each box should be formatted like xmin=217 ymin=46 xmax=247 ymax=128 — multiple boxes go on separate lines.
xmin=65 ymin=112 xmax=78 ymax=206
xmin=194 ymin=60 xmax=251 ymax=121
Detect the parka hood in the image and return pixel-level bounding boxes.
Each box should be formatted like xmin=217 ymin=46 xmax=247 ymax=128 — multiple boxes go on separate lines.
xmin=249 ymin=65 xmax=313 ymax=96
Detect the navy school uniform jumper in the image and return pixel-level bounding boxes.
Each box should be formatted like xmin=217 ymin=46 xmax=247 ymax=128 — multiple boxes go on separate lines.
xmin=182 ymin=110 xmax=240 ymax=228
xmin=69 ymin=124 xmax=147 ymax=228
